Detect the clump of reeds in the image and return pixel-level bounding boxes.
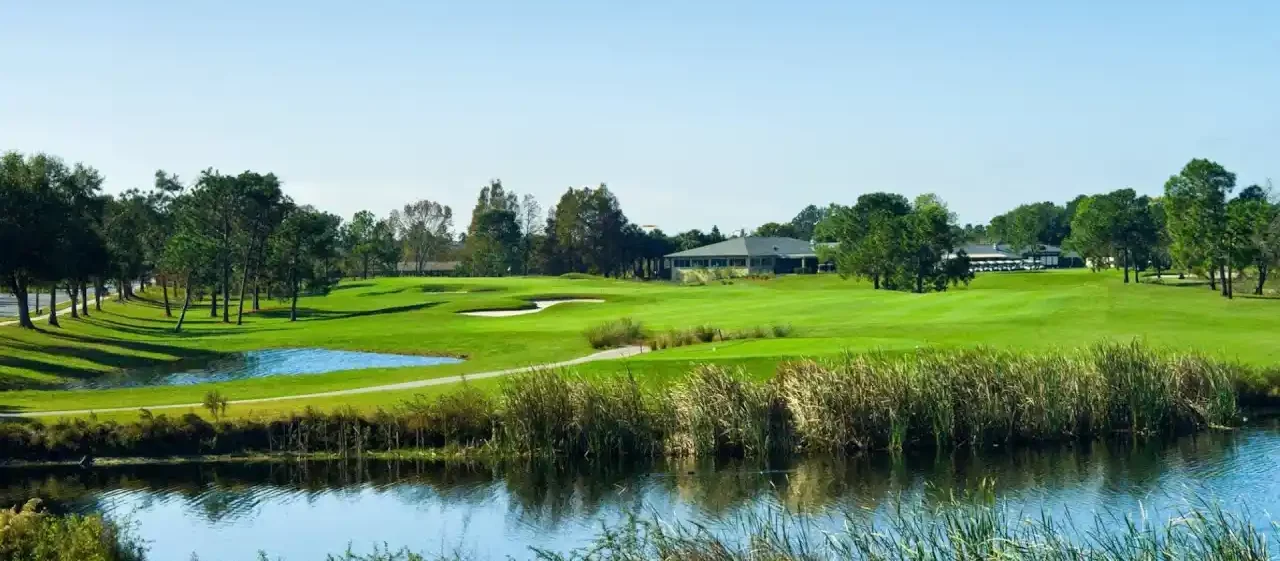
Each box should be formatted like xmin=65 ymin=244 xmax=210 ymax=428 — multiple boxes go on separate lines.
xmin=0 ymin=499 xmax=144 ymax=561
xmin=667 ymin=365 xmax=790 ymax=457
xmin=648 ymin=323 xmax=794 ymax=350
xmin=499 ymin=370 xmax=664 ymax=459
xmin=776 ymin=342 xmax=1238 ymax=452
xmin=584 ymin=318 xmax=647 ymax=349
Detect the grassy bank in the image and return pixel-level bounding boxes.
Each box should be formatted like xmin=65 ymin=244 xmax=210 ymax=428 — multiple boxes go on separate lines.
xmin=0 ymin=343 xmax=1250 ymax=462
xmin=3 ymin=270 xmax=1280 ymax=418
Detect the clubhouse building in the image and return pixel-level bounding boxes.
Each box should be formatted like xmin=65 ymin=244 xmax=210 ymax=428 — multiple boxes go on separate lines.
xmin=663 ymin=236 xmax=820 ymax=282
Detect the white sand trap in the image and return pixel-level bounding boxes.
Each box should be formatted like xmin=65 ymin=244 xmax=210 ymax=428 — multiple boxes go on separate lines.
xmin=459 ymin=299 xmax=604 ymax=317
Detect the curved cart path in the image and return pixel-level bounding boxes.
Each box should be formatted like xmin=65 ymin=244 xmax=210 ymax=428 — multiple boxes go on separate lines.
xmin=1 ymin=345 xmax=648 ymax=418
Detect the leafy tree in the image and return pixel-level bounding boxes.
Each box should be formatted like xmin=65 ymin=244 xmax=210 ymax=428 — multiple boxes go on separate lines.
xmin=788 ymin=205 xmax=828 ymax=241
xmin=1164 ymin=159 xmax=1236 ymax=297
xmin=342 ymin=210 xmax=380 ymax=280
xmin=272 ymin=206 xmax=341 ymax=321
xmin=394 ymin=200 xmax=453 ymax=275
xmin=464 ymin=180 xmax=522 ymax=276
xmin=164 ymin=190 xmax=219 ymax=333
xmin=817 ymin=192 xmax=966 ymax=292
xmin=1228 ymin=187 xmax=1279 ymax=295
xmin=753 ymin=222 xmax=800 ymax=238
xmin=518 ymin=194 xmax=542 ymax=274
xmin=0 ymin=152 xmax=74 ymax=328
xmin=541 ymin=184 xmax=633 ymax=276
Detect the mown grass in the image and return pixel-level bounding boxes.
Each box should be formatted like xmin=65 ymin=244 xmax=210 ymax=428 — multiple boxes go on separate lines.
xmin=4 ymin=269 xmax=1280 ymax=418
xmin=0 ymin=343 xmax=1250 ymax=462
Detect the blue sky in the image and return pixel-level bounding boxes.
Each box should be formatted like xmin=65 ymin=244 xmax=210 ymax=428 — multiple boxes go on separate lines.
xmin=2 ymin=1 xmax=1276 ymax=233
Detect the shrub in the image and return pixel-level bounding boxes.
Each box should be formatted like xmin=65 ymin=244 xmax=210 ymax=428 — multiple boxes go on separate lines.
xmin=0 ymin=499 xmax=143 ymax=561
xmin=584 ymin=318 xmax=646 ymax=349
xmin=646 ymin=323 xmax=793 ymax=350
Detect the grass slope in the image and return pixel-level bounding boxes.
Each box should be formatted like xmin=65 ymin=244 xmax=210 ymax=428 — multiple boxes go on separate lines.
xmin=1 ymin=270 xmax=1277 ymax=418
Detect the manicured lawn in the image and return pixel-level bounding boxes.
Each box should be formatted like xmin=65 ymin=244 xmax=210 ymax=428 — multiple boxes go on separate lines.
xmin=1 ymin=269 xmax=1278 ymax=419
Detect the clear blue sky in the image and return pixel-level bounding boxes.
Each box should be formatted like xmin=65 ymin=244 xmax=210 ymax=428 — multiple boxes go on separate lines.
xmin=3 ymin=1 xmax=1276 ymax=233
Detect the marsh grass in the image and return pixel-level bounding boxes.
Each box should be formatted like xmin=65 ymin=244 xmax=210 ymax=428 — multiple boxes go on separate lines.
xmin=533 ymin=499 xmax=1279 ymax=561
xmin=584 ymin=318 xmax=646 ymax=349
xmin=648 ymin=323 xmax=794 ymax=350
xmin=0 ymin=342 xmax=1247 ymax=462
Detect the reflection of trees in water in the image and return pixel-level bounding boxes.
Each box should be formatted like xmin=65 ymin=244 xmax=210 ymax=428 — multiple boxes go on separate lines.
xmin=0 ymin=429 xmax=1249 ymax=526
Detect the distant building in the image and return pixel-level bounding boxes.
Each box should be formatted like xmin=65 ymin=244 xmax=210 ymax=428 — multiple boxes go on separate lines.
xmin=394 ymin=261 xmax=462 ymax=277
xmin=947 ymin=243 xmax=1083 ymax=270
xmin=663 ymin=237 xmax=819 ymax=282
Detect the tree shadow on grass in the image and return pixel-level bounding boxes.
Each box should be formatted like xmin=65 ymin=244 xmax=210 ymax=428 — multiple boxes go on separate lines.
xmin=0 ymin=329 xmax=230 ymax=385
xmin=330 ymin=282 xmax=375 ymax=291
xmin=82 ymin=317 xmax=276 ymax=338
xmin=253 ymin=301 xmax=441 ymax=322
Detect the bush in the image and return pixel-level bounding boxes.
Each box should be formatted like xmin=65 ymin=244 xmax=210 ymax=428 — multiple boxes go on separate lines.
xmin=0 ymin=499 xmax=143 ymax=561
xmin=584 ymin=318 xmax=646 ymax=349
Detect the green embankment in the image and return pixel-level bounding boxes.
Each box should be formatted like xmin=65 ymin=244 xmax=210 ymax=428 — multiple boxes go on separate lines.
xmin=1 ymin=270 xmax=1277 ymax=419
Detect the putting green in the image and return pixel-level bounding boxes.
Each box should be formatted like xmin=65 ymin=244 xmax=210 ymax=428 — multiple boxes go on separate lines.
xmin=1 ymin=270 xmax=1276 ymax=419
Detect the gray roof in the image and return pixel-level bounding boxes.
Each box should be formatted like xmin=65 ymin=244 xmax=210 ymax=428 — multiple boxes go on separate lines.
xmin=395 ymin=261 xmax=461 ymax=272
xmin=950 ymin=243 xmax=1078 ymax=260
xmin=665 ymin=237 xmax=817 ymax=259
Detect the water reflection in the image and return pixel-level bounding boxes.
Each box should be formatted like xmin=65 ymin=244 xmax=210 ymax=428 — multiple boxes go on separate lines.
xmin=1 ymin=424 xmax=1277 ymax=560
xmin=64 ymin=348 xmax=464 ymax=389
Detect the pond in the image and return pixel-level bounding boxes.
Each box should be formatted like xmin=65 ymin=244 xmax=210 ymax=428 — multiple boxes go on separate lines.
xmin=4 ymin=422 xmax=1279 ymax=560
xmin=64 ymin=348 xmax=464 ymax=389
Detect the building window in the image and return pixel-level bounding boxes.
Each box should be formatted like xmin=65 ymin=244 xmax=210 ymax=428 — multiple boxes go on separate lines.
xmin=762 ymin=257 xmax=774 ymax=266
xmin=710 ymin=258 xmax=727 ymax=267
xmin=691 ymin=259 xmax=707 ymax=267
xmin=674 ymin=259 xmax=690 ymax=268
xmin=729 ymin=258 xmax=746 ymax=267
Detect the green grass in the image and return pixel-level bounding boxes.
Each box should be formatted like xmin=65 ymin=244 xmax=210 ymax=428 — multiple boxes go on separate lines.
xmin=2 ymin=269 xmax=1279 ymax=419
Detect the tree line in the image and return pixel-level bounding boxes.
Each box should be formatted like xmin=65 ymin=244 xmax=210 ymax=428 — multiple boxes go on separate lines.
xmin=1 ymin=152 xmax=342 ymax=330
xmin=1 ymin=153 xmax=753 ymax=331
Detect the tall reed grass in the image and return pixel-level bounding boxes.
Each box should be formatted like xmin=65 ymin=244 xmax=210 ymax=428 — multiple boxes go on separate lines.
xmin=584 ymin=318 xmax=646 ymax=349
xmin=0 ymin=342 xmax=1250 ymax=462
xmin=647 ymin=323 xmax=794 ymax=351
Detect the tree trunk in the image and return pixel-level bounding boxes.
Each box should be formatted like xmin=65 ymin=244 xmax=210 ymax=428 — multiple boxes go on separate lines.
xmin=67 ymin=283 xmax=79 ymax=319
xmin=175 ymin=273 xmax=194 ymax=333
xmin=80 ymin=283 xmax=89 ymax=316
xmin=1122 ymin=250 xmax=1130 ymax=284
xmin=34 ymin=287 xmax=41 ymax=315
xmin=8 ymin=275 xmax=34 ymax=329
xmin=48 ymin=286 xmax=59 ymax=327
xmin=1256 ymin=264 xmax=1268 ymax=296
xmin=236 ymin=241 xmax=254 ymax=325
xmin=95 ymin=280 xmax=103 ymax=311
xmin=211 ymin=288 xmax=219 ymax=317
xmin=873 ymin=274 xmax=880 ymax=290
xmin=289 ymin=267 xmax=300 ymax=322
xmin=1209 ymin=267 xmax=1217 ymax=290
xmin=162 ymin=276 xmax=172 ymax=317
xmin=252 ymin=279 xmax=261 ymax=311
xmin=138 ymin=275 xmax=145 ymax=293
xmin=1220 ymin=263 xmax=1229 ymax=298
xmin=222 ymin=260 xmax=231 ymax=323
xmin=362 ymin=256 xmax=369 ymax=280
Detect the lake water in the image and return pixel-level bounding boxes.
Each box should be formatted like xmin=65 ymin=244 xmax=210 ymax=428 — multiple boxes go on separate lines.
xmin=64 ymin=348 xmax=464 ymax=389
xmin=3 ymin=422 xmax=1279 ymax=560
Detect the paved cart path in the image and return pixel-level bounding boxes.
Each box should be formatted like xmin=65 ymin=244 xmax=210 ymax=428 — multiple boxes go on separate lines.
xmin=0 ymin=345 xmax=648 ymax=418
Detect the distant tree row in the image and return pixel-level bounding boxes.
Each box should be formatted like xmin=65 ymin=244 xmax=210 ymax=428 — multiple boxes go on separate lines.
xmin=1 ymin=151 xmax=341 ymax=330
xmin=748 ymin=158 xmax=1278 ymax=298
xmin=815 ymin=193 xmax=973 ymax=292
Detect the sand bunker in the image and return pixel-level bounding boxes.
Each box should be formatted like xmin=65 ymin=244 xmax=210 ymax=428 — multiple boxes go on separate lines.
xmin=459 ymin=299 xmax=604 ymax=317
